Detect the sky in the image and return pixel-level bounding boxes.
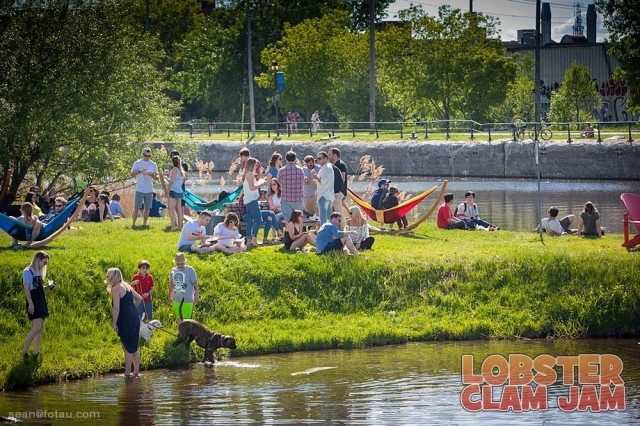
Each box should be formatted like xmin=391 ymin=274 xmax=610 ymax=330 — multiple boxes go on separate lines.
xmin=385 ymin=0 xmax=608 ymax=42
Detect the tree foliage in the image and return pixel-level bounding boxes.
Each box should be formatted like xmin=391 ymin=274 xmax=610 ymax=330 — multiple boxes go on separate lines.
xmin=0 ymin=0 xmax=178 ymax=203
xmin=376 ymin=5 xmax=516 ymax=122
xmin=548 ymin=62 xmax=602 ymax=124
xmin=490 ymin=53 xmax=535 ymax=122
xmin=595 ymin=0 xmax=640 ymax=114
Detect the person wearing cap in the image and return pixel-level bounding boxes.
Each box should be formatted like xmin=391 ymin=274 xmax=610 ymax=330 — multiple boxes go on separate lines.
xmin=370 ymin=178 xmax=391 ymax=230
xmin=177 ymin=211 xmax=217 ymax=253
xmin=130 ymin=148 xmax=159 ymax=227
xmin=536 ymin=206 xmax=575 ymax=236
xmin=437 ymin=193 xmax=468 ymax=230
xmin=371 ymin=179 xmax=391 ymax=210
xmin=455 ymin=191 xmax=499 ymax=231
xmin=168 ymin=253 xmax=199 ymax=324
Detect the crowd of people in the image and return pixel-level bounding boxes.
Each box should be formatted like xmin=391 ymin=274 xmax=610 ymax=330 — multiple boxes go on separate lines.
xmin=13 ymin=145 xmax=614 ymax=380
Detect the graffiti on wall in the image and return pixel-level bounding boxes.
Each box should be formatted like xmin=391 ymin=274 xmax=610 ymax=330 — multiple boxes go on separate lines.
xmin=540 ymin=78 xmax=638 ymax=122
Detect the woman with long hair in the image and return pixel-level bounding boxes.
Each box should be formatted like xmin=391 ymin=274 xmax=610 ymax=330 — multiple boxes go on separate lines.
xmin=283 ymin=210 xmax=316 ymax=252
xmin=168 ymin=155 xmax=187 ymax=231
xmin=106 ymin=267 xmax=143 ymax=378
xmin=13 ymin=202 xmax=43 ymax=250
xmin=266 ymin=153 xmax=282 ymax=182
xmin=241 ymin=158 xmax=266 ymax=247
xmin=22 ymin=251 xmax=56 ymax=357
xmin=346 ymin=206 xmax=375 ymax=250
xmin=213 ymin=212 xmax=247 ymax=254
xmin=577 ymin=201 xmax=604 ymax=237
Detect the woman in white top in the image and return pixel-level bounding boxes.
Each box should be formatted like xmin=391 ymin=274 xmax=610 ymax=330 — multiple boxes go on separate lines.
xmin=213 ymin=213 xmax=247 ymax=254
xmin=242 ymin=158 xmax=266 ymax=246
xmin=168 ymin=156 xmax=187 ymax=231
xmin=346 ymin=206 xmax=375 ymax=250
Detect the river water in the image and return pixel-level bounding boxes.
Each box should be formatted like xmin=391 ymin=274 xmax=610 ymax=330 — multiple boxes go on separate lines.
xmin=1 ymin=339 xmax=638 ymax=425
xmin=188 ymin=176 xmax=640 ymax=234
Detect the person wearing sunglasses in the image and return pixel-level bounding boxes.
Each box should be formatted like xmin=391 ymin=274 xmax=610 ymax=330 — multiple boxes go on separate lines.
xmin=130 ymin=147 xmax=159 ymax=228
xmin=213 ymin=212 xmax=247 ymax=254
xmin=40 ymin=196 xmax=67 ymax=224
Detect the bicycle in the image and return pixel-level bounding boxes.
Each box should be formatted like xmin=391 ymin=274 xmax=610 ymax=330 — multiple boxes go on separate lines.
xmin=528 ymin=125 xmax=552 ymax=140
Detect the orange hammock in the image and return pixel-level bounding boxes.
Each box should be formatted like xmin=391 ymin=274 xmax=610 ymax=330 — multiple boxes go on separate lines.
xmin=348 ymin=184 xmax=439 ymax=225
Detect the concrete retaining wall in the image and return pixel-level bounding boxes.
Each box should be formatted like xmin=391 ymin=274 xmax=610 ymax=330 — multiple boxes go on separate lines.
xmin=175 ymin=139 xmax=640 ymax=180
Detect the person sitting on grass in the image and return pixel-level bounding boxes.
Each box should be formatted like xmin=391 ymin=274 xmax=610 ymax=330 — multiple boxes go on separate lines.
xmin=455 ymin=191 xmax=499 ymax=231
xmin=536 ymin=206 xmax=575 ymax=236
xmin=283 ymin=210 xmax=316 ymax=252
xmin=346 ymin=206 xmax=375 ymax=250
xmin=577 ymin=201 xmax=605 ymax=237
xmin=109 ymin=193 xmax=126 ymax=219
xmin=436 ymin=193 xmax=468 ymax=230
xmin=213 ymin=212 xmax=247 ymax=254
xmin=12 ymin=203 xmax=43 ymax=250
xmin=315 ymin=212 xmax=359 ymax=255
xmin=177 ymin=211 xmax=216 ymax=253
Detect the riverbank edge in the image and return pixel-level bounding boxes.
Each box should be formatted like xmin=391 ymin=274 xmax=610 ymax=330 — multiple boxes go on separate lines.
xmin=156 ymin=138 xmax=640 ymax=181
xmin=1 ymin=220 xmax=638 ymax=391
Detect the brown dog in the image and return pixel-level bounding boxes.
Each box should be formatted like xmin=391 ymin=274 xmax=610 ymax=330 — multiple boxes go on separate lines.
xmin=173 ymin=319 xmax=237 ymax=362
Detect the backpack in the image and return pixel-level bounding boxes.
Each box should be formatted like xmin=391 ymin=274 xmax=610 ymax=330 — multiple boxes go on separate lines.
xmin=454 ymin=203 xmax=476 ymax=217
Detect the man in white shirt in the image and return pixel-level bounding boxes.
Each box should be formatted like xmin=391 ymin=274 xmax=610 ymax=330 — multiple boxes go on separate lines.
xmin=131 ymin=147 xmax=159 ymax=227
xmin=538 ymin=206 xmax=575 ymax=236
xmin=311 ymin=151 xmax=335 ymax=225
xmin=177 ymin=211 xmax=217 ymax=253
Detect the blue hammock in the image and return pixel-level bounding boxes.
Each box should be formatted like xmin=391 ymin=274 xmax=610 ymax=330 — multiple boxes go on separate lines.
xmin=183 ymin=185 xmax=243 ymax=212
xmin=0 ymin=190 xmax=85 ymax=243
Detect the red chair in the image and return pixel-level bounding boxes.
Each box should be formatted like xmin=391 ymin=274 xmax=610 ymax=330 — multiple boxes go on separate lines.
xmin=621 ymin=193 xmax=640 ymax=250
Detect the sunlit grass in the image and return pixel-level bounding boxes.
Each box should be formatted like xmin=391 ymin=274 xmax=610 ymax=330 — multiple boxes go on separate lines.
xmin=1 ymin=218 xmax=638 ymax=389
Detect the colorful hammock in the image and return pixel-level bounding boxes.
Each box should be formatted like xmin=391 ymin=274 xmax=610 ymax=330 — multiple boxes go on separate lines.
xmin=348 ymin=180 xmax=448 ymax=234
xmin=183 ymin=185 xmax=243 ymax=212
xmin=0 ymin=186 xmax=89 ymax=248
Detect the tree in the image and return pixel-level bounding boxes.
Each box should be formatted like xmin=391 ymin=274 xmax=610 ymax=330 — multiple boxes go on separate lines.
xmin=548 ymin=62 xmax=602 ymax=124
xmin=257 ymin=10 xmax=353 ymax=122
xmin=0 ymin=0 xmax=178 ymax=203
xmin=490 ymin=53 xmax=535 ymax=122
xmin=595 ymin=0 xmax=640 ymax=114
xmin=376 ymin=5 xmax=516 ymax=123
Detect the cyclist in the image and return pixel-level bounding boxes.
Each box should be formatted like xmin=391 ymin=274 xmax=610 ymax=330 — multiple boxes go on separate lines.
xmin=511 ymin=116 xmax=526 ymax=140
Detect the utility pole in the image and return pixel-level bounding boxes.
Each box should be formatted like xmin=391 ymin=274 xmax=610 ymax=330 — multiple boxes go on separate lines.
xmin=535 ymin=0 xmax=544 ymax=244
xmin=246 ymin=6 xmax=256 ymax=137
xmin=144 ymin=0 xmax=150 ymax=32
xmin=469 ymin=0 xmax=473 ymax=13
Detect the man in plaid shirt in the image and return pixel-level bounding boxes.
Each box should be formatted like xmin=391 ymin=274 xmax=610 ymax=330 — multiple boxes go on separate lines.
xmin=278 ymin=150 xmax=304 ymax=224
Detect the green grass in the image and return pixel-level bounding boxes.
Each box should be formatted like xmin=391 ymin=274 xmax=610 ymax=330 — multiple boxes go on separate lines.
xmin=1 ymin=219 xmax=638 ymax=390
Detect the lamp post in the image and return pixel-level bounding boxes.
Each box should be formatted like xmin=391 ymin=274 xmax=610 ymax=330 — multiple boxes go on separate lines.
xmin=272 ymin=60 xmax=279 ymax=135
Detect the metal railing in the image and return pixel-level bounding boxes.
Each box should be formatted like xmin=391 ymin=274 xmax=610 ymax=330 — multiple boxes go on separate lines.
xmin=176 ymin=119 xmax=639 ymax=144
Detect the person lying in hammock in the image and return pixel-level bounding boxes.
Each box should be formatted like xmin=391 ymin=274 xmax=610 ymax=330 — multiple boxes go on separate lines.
xmin=382 ymin=187 xmax=409 ymax=231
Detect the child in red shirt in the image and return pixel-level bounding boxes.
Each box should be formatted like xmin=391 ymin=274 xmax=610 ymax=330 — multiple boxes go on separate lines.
xmin=131 ymin=260 xmax=154 ymax=320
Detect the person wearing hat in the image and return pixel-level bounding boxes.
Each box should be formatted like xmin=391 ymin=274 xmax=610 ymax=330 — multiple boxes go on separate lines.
xmin=371 ymin=179 xmax=391 ymax=210
xmin=371 ymin=179 xmax=390 ymax=230
xmin=130 ymin=147 xmax=159 ymax=227
xmin=168 ymin=253 xmax=199 ymax=324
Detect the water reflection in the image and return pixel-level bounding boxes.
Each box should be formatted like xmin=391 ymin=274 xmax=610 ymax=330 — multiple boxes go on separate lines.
xmin=189 ymin=176 xmax=640 ymax=234
xmin=1 ymin=340 xmax=639 ymax=424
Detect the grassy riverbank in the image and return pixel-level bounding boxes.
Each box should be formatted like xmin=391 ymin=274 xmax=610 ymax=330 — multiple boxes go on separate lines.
xmin=1 ymin=219 xmax=638 ymax=390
